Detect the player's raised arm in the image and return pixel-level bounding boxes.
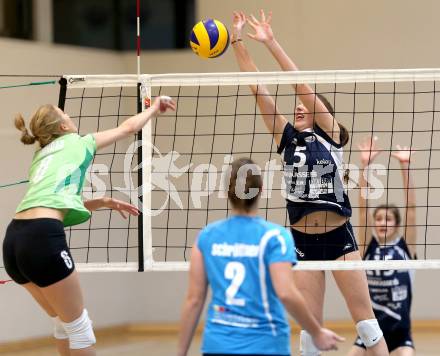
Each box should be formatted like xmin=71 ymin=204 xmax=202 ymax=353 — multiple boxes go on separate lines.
xmin=357 ymin=136 xmax=381 ymax=256
xmin=231 ymin=11 xmax=287 ymax=145
xmin=247 ymin=9 xmax=340 ymax=143
xmin=93 ymin=96 xmax=176 ymax=151
xmin=392 ymin=145 xmax=417 ymax=257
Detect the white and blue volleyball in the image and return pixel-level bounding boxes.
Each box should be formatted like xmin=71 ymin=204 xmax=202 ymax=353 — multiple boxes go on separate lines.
xmin=190 ymin=19 xmax=229 ymax=59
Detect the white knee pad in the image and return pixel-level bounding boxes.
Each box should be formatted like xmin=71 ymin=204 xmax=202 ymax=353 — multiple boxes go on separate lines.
xmin=62 ymin=309 xmax=96 ymax=350
xmin=356 ymin=319 xmax=383 ymax=347
xmin=52 ymin=317 xmax=68 ymax=340
xmin=300 ymin=330 xmax=321 ymax=356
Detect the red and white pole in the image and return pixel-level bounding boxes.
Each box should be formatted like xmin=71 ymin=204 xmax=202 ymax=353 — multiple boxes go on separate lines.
xmin=136 ymin=0 xmax=141 ymax=78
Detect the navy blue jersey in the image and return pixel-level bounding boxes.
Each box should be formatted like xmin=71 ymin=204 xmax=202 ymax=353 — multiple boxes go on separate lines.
xmin=277 ymin=122 xmax=352 ymax=224
xmin=364 ymin=237 xmax=414 ymax=332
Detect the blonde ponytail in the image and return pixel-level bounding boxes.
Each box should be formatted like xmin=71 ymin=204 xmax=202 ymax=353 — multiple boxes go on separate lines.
xmin=14 ymin=114 xmax=36 ymax=145
xmin=14 ymin=105 xmax=64 ymax=148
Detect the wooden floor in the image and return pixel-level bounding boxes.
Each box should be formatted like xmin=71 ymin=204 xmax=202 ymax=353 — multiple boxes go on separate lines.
xmin=2 ymin=330 xmax=438 ymax=356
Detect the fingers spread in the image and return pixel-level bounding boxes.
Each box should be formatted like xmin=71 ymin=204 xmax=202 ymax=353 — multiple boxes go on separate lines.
xmin=267 ymin=11 xmax=272 ymax=24
xmin=249 ymin=14 xmax=259 ymax=25
xmin=260 ymin=9 xmax=266 ymax=22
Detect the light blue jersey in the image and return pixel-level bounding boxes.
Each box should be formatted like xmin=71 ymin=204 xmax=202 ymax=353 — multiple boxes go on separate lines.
xmin=197 ymin=215 xmax=297 ymax=355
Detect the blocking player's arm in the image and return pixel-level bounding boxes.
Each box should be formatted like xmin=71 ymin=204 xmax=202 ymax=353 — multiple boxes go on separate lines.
xmin=92 ymin=96 xmax=176 ymax=151
xmin=177 ymin=244 xmax=208 ymax=356
xmin=231 ymin=11 xmax=287 ymax=146
xmin=358 ymin=163 xmax=373 ymax=257
xmin=402 ymin=162 xmax=417 ymax=257
xmin=246 ymin=9 xmax=339 ymax=143
xmin=357 ymin=136 xmax=380 ymax=255
xmin=393 ymin=145 xmax=417 ymax=257
xmin=269 ymin=262 xmax=344 ymax=351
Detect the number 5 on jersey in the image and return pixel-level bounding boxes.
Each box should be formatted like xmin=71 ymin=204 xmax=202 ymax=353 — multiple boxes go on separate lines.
xmin=293 ymin=146 xmax=307 ymax=167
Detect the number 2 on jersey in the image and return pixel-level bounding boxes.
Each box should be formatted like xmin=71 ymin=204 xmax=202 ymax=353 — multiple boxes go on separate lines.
xmin=224 ymin=262 xmax=246 ymax=307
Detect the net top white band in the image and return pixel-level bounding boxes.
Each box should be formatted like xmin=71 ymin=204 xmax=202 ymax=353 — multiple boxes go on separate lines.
xmin=64 ymin=68 xmax=440 ymax=89
xmin=75 ymin=260 xmax=440 ymax=272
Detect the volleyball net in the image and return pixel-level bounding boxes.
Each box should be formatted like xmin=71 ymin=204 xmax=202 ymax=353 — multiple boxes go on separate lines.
xmin=54 ymin=70 xmax=440 ymax=271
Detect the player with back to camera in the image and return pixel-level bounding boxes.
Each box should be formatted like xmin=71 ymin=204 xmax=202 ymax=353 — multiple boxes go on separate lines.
xmin=348 ymin=136 xmax=416 ymax=356
xmin=178 ymin=157 xmax=344 ymax=356
xmin=230 ymin=10 xmax=389 ymax=355
xmin=2 ymin=96 xmax=175 ymax=356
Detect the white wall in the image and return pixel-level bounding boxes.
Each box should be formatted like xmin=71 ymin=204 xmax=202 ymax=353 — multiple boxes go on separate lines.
xmin=2 ymin=0 xmax=440 ymax=344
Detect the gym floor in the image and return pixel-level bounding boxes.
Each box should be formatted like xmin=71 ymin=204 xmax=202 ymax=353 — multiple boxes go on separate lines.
xmin=2 ymin=329 xmax=438 ymax=355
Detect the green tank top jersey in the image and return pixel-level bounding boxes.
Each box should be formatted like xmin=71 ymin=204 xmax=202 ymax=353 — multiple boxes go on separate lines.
xmin=16 ymin=133 xmax=97 ymax=227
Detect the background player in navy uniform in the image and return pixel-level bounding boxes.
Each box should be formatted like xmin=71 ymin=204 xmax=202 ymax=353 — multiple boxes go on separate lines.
xmin=348 ymin=136 xmax=416 ymax=356
xmin=178 ymin=158 xmax=343 ymax=356
xmin=230 ymin=10 xmax=389 ymax=355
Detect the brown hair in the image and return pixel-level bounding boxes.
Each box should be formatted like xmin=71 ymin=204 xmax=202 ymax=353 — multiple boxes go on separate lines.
xmin=316 ymin=93 xmax=349 ymax=147
xmin=14 ymin=104 xmax=64 ymax=148
xmin=373 ymin=204 xmax=401 ymax=226
xmin=228 ymin=158 xmax=262 ymax=213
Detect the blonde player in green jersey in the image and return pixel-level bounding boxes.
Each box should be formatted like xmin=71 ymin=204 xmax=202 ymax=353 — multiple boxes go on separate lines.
xmin=2 ymin=96 xmax=175 ymax=356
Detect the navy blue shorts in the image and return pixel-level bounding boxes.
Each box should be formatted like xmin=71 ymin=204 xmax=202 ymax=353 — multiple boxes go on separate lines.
xmin=2 ymin=218 xmax=75 ymax=287
xmin=354 ymin=328 xmax=414 ymax=352
xmin=291 ymin=221 xmax=358 ymax=261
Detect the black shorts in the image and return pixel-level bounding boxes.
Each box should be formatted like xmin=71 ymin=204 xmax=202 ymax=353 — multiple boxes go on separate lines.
xmin=354 ymin=328 xmax=414 ymax=352
xmin=291 ymin=222 xmax=358 ymax=261
xmin=2 ymin=218 xmax=75 ymax=287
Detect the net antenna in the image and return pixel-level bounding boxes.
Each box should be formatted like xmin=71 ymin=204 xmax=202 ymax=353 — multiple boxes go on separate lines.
xmin=62 ymin=69 xmax=440 ymax=272
xmin=136 ymin=0 xmax=141 ymax=78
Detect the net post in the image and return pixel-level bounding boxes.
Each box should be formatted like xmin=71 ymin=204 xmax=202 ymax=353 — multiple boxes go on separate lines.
xmin=137 ymin=82 xmax=145 ymax=272
xmin=58 ymin=77 xmax=67 ymax=110
xmin=139 ymin=78 xmax=153 ymax=271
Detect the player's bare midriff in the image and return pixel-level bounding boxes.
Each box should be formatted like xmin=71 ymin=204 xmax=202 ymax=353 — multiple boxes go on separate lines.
xmin=291 ymin=210 xmax=348 ymax=234
xmin=14 ymin=207 xmax=65 ymax=221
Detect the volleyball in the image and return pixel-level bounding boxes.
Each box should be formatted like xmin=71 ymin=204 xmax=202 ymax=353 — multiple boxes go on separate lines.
xmin=190 ymin=19 xmax=229 ymax=59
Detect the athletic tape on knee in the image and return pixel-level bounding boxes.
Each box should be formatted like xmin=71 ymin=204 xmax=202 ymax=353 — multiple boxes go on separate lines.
xmin=62 ymin=309 xmax=96 ymax=349
xmin=52 ymin=317 xmax=68 ymax=340
xmin=356 ymin=319 xmax=383 ymax=348
xmin=300 ymin=330 xmax=321 ymax=356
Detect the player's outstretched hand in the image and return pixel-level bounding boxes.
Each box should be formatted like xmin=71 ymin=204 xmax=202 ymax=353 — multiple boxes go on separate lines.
xmin=313 ymin=328 xmax=345 ymax=352
xmin=247 ymin=9 xmax=274 ymax=44
xmin=153 ymin=95 xmax=176 ymax=114
xmin=232 ymin=11 xmax=246 ymax=38
xmin=104 ymin=198 xmax=140 ymax=219
xmin=391 ymin=144 xmax=413 ymax=164
xmin=358 ymin=135 xmax=381 ymax=166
